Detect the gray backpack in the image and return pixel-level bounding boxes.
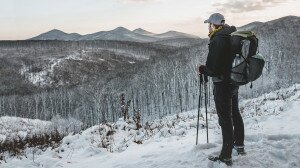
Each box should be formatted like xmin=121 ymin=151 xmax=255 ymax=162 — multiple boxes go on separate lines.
xmin=230 ymin=31 xmax=265 ymax=87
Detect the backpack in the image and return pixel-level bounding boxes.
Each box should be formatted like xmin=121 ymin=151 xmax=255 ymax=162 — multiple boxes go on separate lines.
xmin=230 ymin=31 xmax=265 ymax=87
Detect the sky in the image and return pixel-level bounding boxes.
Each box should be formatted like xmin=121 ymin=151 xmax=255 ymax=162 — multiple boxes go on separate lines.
xmin=0 ymin=0 xmax=299 ymax=40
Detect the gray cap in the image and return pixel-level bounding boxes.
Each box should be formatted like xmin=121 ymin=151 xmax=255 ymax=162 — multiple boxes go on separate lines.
xmin=204 ymin=13 xmax=225 ymax=25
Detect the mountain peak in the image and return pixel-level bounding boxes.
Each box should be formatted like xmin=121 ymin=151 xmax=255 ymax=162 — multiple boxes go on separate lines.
xmin=154 ymin=30 xmax=199 ymax=39
xmin=113 ymin=27 xmax=130 ymax=32
xmin=134 ymin=28 xmax=144 ymax=31
xmin=166 ymin=30 xmax=177 ymax=33
xmin=133 ymin=28 xmax=155 ymax=35
xmin=47 ymin=29 xmax=65 ymax=34
xmin=29 ymin=29 xmax=81 ymax=40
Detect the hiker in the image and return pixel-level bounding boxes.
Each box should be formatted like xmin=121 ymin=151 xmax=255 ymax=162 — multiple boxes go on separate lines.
xmin=196 ymin=13 xmax=246 ymax=166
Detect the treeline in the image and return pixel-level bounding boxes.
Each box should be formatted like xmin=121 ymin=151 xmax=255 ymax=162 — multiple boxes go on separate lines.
xmin=0 ymin=40 xmax=176 ymax=59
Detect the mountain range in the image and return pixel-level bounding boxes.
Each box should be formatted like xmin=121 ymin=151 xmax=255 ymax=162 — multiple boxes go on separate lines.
xmin=30 ymin=15 xmax=298 ymax=42
xmin=29 ymin=27 xmax=200 ymax=42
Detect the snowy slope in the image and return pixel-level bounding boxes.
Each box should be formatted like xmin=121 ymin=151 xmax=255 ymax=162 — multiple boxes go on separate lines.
xmin=0 ymin=117 xmax=52 ymax=142
xmin=1 ymin=84 xmax=300 ymax=168
xmin=0 ymin=116 xmax=82 ymax=143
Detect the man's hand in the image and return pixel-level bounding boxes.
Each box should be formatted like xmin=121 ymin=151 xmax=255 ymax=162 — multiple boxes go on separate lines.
xmin=196 ymin=65 xmax=205 ymax=76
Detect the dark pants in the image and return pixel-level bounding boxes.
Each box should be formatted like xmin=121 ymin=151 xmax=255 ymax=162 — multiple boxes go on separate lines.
xmin=213 ymin=82 xmax=244 ymax=158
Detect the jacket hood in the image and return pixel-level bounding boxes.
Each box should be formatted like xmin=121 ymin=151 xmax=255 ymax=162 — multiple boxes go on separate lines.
xmin=215 ymin=24 xmax=237 ymax=36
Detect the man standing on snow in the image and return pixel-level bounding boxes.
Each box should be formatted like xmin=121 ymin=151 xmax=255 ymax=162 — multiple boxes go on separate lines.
xmin=197 ymin=13 xmax=246 ymax=166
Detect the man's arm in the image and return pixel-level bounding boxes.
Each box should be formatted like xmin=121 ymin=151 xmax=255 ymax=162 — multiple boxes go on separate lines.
xmin=198 ymin=65 xmax=218 ymax=77
xmin=200 ymin=36 xmax=230 ymax=77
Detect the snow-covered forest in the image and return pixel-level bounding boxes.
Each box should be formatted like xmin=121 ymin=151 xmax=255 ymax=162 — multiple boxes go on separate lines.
xmin=0 ymin=15 xmax=299 ymax=167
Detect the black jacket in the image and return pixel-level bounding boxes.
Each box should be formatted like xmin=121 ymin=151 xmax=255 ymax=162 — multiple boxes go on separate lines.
xmin=200 ymin=25 xmax=237 ymax=82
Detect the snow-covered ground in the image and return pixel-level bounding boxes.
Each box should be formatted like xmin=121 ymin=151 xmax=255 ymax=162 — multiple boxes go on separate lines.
xmin=1 ymin=84 xmax=300 ymax=168
xmin=0 ymin=117 xmax=52 ymax=143
xmin=0 ymin=115 xmax=82 ymax=144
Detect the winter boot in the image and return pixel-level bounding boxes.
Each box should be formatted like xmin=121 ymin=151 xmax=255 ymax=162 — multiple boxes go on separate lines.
xmin=208 ymin=155 xmax=232 ymax=166
xmin=233 ymin=145 xmax=246 ymax=155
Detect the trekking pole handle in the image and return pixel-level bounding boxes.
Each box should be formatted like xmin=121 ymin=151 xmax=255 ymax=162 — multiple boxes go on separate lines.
xmin=200 ymin=74 xmax=204 ymax=83
xmin=204 ymin=75 xmax=208 ymax=83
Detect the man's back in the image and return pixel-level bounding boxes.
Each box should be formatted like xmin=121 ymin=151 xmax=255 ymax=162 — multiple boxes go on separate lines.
xmin=204 ymin=25 xmax=236 ymax=83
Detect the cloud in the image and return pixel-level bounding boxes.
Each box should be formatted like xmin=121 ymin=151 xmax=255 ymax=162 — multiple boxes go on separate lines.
xmin=213 ymin=0 xmax=292 ymax=13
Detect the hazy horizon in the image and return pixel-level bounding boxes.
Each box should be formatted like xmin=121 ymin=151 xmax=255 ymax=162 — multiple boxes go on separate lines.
xmin=1 ymin=0 xmax=300 ymax=40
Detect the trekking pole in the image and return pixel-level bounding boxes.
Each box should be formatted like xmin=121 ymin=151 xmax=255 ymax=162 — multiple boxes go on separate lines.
xmin=207 ymin=78 xmax=209 ymax=107
xmin=204 ymin=75 xmax=209 ymax=143
xmin=208 ymin=78 xmax=211 ymax=107
xmin=196 ymin=74 xmax=203 ymax=145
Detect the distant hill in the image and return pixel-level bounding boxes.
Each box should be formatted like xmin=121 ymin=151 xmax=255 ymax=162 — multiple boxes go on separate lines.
xmin=237 ymin=15 xmax=300 ymax=31
xmin=152 ymin=31 xmax=199 ymax=39
xmin=132 ymin=28 xmax=156 ymax=36
xmin=237 ymin=21 xmax=264 ymax=31
xmin=29 ymin=27 xmax=200 ymax=42
xmin=76 ymin=27 xmax=158 ymax=42
xmin=30 ymin=29 xmax=82 ymax=41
